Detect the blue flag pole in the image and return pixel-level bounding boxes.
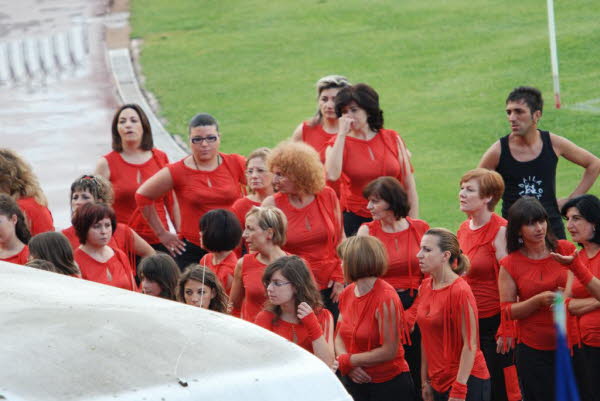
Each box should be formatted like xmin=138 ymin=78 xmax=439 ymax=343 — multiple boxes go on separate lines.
xmin=553 ymin=291 xmax=580 ymax=401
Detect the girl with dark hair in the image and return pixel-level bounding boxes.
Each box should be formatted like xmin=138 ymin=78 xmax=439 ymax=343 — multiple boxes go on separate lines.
xmin=416 ymin=228 xmax=490 ymax=401
xmin=199 ymin=209 xmax=242 ymax=293
xmin=255 ymin=256 xmax=334 ymax=367
xmin=72 ymin=203 xmax=137 ymax=291
xmin=177 ymin=264 xmax=228 ymax=313
xmin=0 ymin=193 xmax=31 ymax=264
xmin=28 ymin=232 xmax=81 ymax=277
xmin=138 ymin=253 xmax=180 ymax=300
xmin=95 ymin=104 xmax=178 ymax=249
xmin=325 ymin=83 xmax=418 ymax=236
xmin=498 ymin=197 xmax=575 ymax=401
xmin=136 ymin=113 xmax=246 ymax=268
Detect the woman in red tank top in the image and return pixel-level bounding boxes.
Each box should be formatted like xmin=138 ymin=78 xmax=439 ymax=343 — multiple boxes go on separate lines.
xmin=230 ymin=206 xmax=288 ymax=322
xmin=28 ymin=232 xmax=81 ymax=277
xmin=138 ymin=253 xmax=180 ymax=300
xmin=559 ymin=195 xmax=600 ymax=401
xmin=95 ymin=104 xmax=178 ymax=248
xmin=176 ymin=264 xmax=228 ymax=313
xmin=498 ymin=197 xmax=575 ymax=401
xmin=335 ymin=235 xmax=415 ymax=401
xmin=325 ymin=83 xmax=418 ymax=236
xmin=72 ymin=203 xmax=137 ymax=291
xmin=231 ymin=147 xmax=274 ymax=256
xmin=263 ymin=141 xmax=344 ymax=320
xmin=0 ymin=194 xmax=31 ymax=265
xmin=0 ymin=148 xmax=54 ymax=236
xmin=416 ymin=228 xmax=490 ymax=401
xmin=255 ymin=255 xmax=335 ymax=367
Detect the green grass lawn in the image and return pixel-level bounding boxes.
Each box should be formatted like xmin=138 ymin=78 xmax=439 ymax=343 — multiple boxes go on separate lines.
xmin=130 ymin=0 xmax=599 ymax=231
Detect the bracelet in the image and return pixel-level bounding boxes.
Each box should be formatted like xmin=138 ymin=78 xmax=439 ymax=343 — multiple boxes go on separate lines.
xmin=301 ymin=311 xmax=323 ymax=342
xmin=337 ymin=353 xmax=353 ymax=376
xmin=448 ymin=381 xmax=468 ymax=399
xmin=569 ymin=257 xmax=594 ymax=286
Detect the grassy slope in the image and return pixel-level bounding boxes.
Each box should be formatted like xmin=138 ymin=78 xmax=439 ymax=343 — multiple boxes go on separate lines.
xmin=131 ymin=0 xmax=599 ymax=230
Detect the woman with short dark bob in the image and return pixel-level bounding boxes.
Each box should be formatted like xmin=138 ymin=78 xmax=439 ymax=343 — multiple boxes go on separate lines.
xmin=0 ymin=193 xmax=31 ymax=265
xmin=72 ymin=203 xmax=137 ymax=291
xmin=498 ymin=197 xmax=575 ymax=401
xmin=357 ymin=176 xmax=429 ymax=396
xmin=325 ymin=84 xmax=418 ymax=236
xmin=255 ymin=255 xmax=335 ymax=367
xmin=28 ymin=232 xmax=81 ymax=277
xmin=199 ymin=209 xmax=242 ymax=293
xmin=136 ymin=113 xmax=246 ymax=268
xmin=139 ymin=253 xmax=180 ymax=300
xmin=95 ymin=104 xmax=178 ymax=250
xmin=335 ymin=236 xmax=415 ymax=401
xmin=177 ymin=264 xmax=228 ymax=313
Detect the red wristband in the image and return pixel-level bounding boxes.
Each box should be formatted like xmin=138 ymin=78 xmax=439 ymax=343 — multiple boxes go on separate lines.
xmin=337 ymin=353 xmax=353 ymax=376
xmin=569 ymin=257 xmax=594 ymax=286
xmin=449 ymin=381 xmax=468 ymax=400
xmin=135 ymin=192 xmax=155 ymax=208
xmin=301 ymin=311 xmax=323 ymax=342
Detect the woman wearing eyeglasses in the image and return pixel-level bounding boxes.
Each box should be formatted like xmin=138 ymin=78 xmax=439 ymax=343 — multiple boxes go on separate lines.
xmin=255 ymin=255 xmax=335 ymax=367
xmin=136 ymin=113 xmax=246 ymax=268
xmin=95 ymin=104 xmax=178 ymax=251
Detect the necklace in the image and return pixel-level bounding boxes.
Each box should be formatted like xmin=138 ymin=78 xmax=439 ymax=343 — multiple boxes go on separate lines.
xmin=192 ymin=154 xmax=221 ymax=170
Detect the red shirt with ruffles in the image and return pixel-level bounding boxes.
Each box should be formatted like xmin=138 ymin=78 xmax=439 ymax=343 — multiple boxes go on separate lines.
xmin=328 ymin=129 xmax=412 ymax=218
xmin=336 ymin=278 xmax=410 ymax=383
xmin=240 ymin=252 xmax=268 ymax=323
xmin=362 ymin=218 xmax=429 ymax=291
xmin=275 ymin=186 xmax=343 ymax=289
xmin=17 ymin=197 xmax=54 ymax=235
xmin=458 ymin=213 xmax=507 ymax=318
xmin=199 ymin=251 xmax=237 ymax=294
xmin=1 ymin=245 xmax=29 ymax=265
xmin=104 ymin=149 xmax=172 ymax=244
xmin=231 ymin=196 xmax=261 ymax=256
xmin=569 ymin=250 xmax=600 ymax=347
xmin=255 ymin=308 xmax=333 ymax=353
xmin=74 ymin=247 xmax=137 ymax=291
xmin=417 ymin=277 xmax=489 ymax=393
xmin=167 ymin=153 xmax=246 ymax=246
xmin=501 ymin=240 xmax=576 ymax=350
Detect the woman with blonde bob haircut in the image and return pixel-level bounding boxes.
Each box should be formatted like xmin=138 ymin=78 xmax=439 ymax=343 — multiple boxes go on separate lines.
xmin=334 ymin=236 xmax=415 ymax=401
xmin=264 ymin=141 xmax=344 ymax=319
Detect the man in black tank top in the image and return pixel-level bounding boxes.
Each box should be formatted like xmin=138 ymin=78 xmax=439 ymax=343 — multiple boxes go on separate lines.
xmin=478 ymin=86 xmax=600 ymax=239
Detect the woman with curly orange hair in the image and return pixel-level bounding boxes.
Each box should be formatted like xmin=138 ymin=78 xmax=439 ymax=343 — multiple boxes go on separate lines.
xmin=263 ymin=141 xmax=344 ymax=319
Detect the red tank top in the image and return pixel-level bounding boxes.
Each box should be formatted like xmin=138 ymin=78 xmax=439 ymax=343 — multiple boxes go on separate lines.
xmin=417 ymin=277 xmax=490 ymax=393
xmin=363 ymin=218 xmax=429 ymax=290
xmin=1 ymin=245 xmax=29 ymax=265
xmin=74 ymin=247 xmax=137 ymax=291
xmin=255 ymin=308 xmax=333 ymax=353
xmin=501 ymin=240 xmax=576 ymax=350
xmin=168 ymin=153 xmax=246 ymax=246
xmin=104 ymin=149 xmax=172 ymax=244
xmin=199 ymin=251 xmax=237 ymax=294
xmin=240 ymin=252 xmax=268 ymax=322
xmin=457 ymin=213 xmax=507 ymax=318
xmin=569 ymin=250 xmax=600 ymax=347
xmin=17 ymin=197 xmax=54 ymax=235
xmin=275 ymin=187 xmax=343 ymax=289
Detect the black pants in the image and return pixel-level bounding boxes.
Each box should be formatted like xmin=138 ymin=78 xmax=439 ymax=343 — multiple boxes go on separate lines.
xmin=320 ymin=287 xmax=340 ymax=323
xmin=343 ymin=211 xmax=372 ymax=237
xmin=343 ymin=371 xmax=416 ymax=401
xmin=432 ymin=375 xmax=491 ymax=401
xmin=175 ymin=239 xmax=207 ymax=271
xmin=515 ymin=343 xmax=554 ymax=401
xmin=397 ymin=289 xmax=422 ymax=401
xmin=478 ymin=314 xmax=518 ymax=401
xmin=577 ymin=344 xmax=600 ymax=401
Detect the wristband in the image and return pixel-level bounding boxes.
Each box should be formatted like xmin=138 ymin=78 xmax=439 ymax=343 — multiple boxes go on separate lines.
xmin=448 ymin=381 xmax=468 ymax=400
xmin=301 ymin=311 xmax=323 ymax=342
xmin=568 ymin=257 xmax=594 ymax=286
xmin=337 ymin=353 xmax=353 ymax=376
xmin=135 ymin=192 xmax=155 ymax=208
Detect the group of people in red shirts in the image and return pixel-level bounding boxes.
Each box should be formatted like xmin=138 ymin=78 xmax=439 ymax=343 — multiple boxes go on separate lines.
xmin=1 ymin=76 xmax=599 ymax=401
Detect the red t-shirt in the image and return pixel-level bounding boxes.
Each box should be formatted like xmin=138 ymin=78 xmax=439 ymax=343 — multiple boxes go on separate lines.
xmin=17 ymin=197 xmax=54 ymax=235
xmin=328 ymin=129 xmax=412 ymax=217
xmin=199 ymin=251 xmax=237 ymax=294
xmin=167 ymin=153 xmax=246 ymax=246
xmin=569 ymin=250 xmax=600 ymax=347
xmin=501 ymin=240 xmax=576 ymax=350
xmin=457 ymin=213 xmax=507 ymax=318
xmin=362 ymin=218 xmax=429 ymax=290
xmin=240 ymin=252 xmax=268 ymax=323
xmin=336 ymin=278 xmax=410 ymax=383
xmin=74 ymin=247 xmax=137 ymax=291
xmin=1 ymin=245 xmax=29 ymax=265
xmin=231 ymin=196 xmax=261 ymax=256
xmin=275 ymin=187 xmax=343 ymax=289
xmin=416 ymin=277 xmax=490 ymax=393
xmin=104 ymin=149 xmax=172 ymax=244
xmin=255 ymin=308 xmax=333 ymax=353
